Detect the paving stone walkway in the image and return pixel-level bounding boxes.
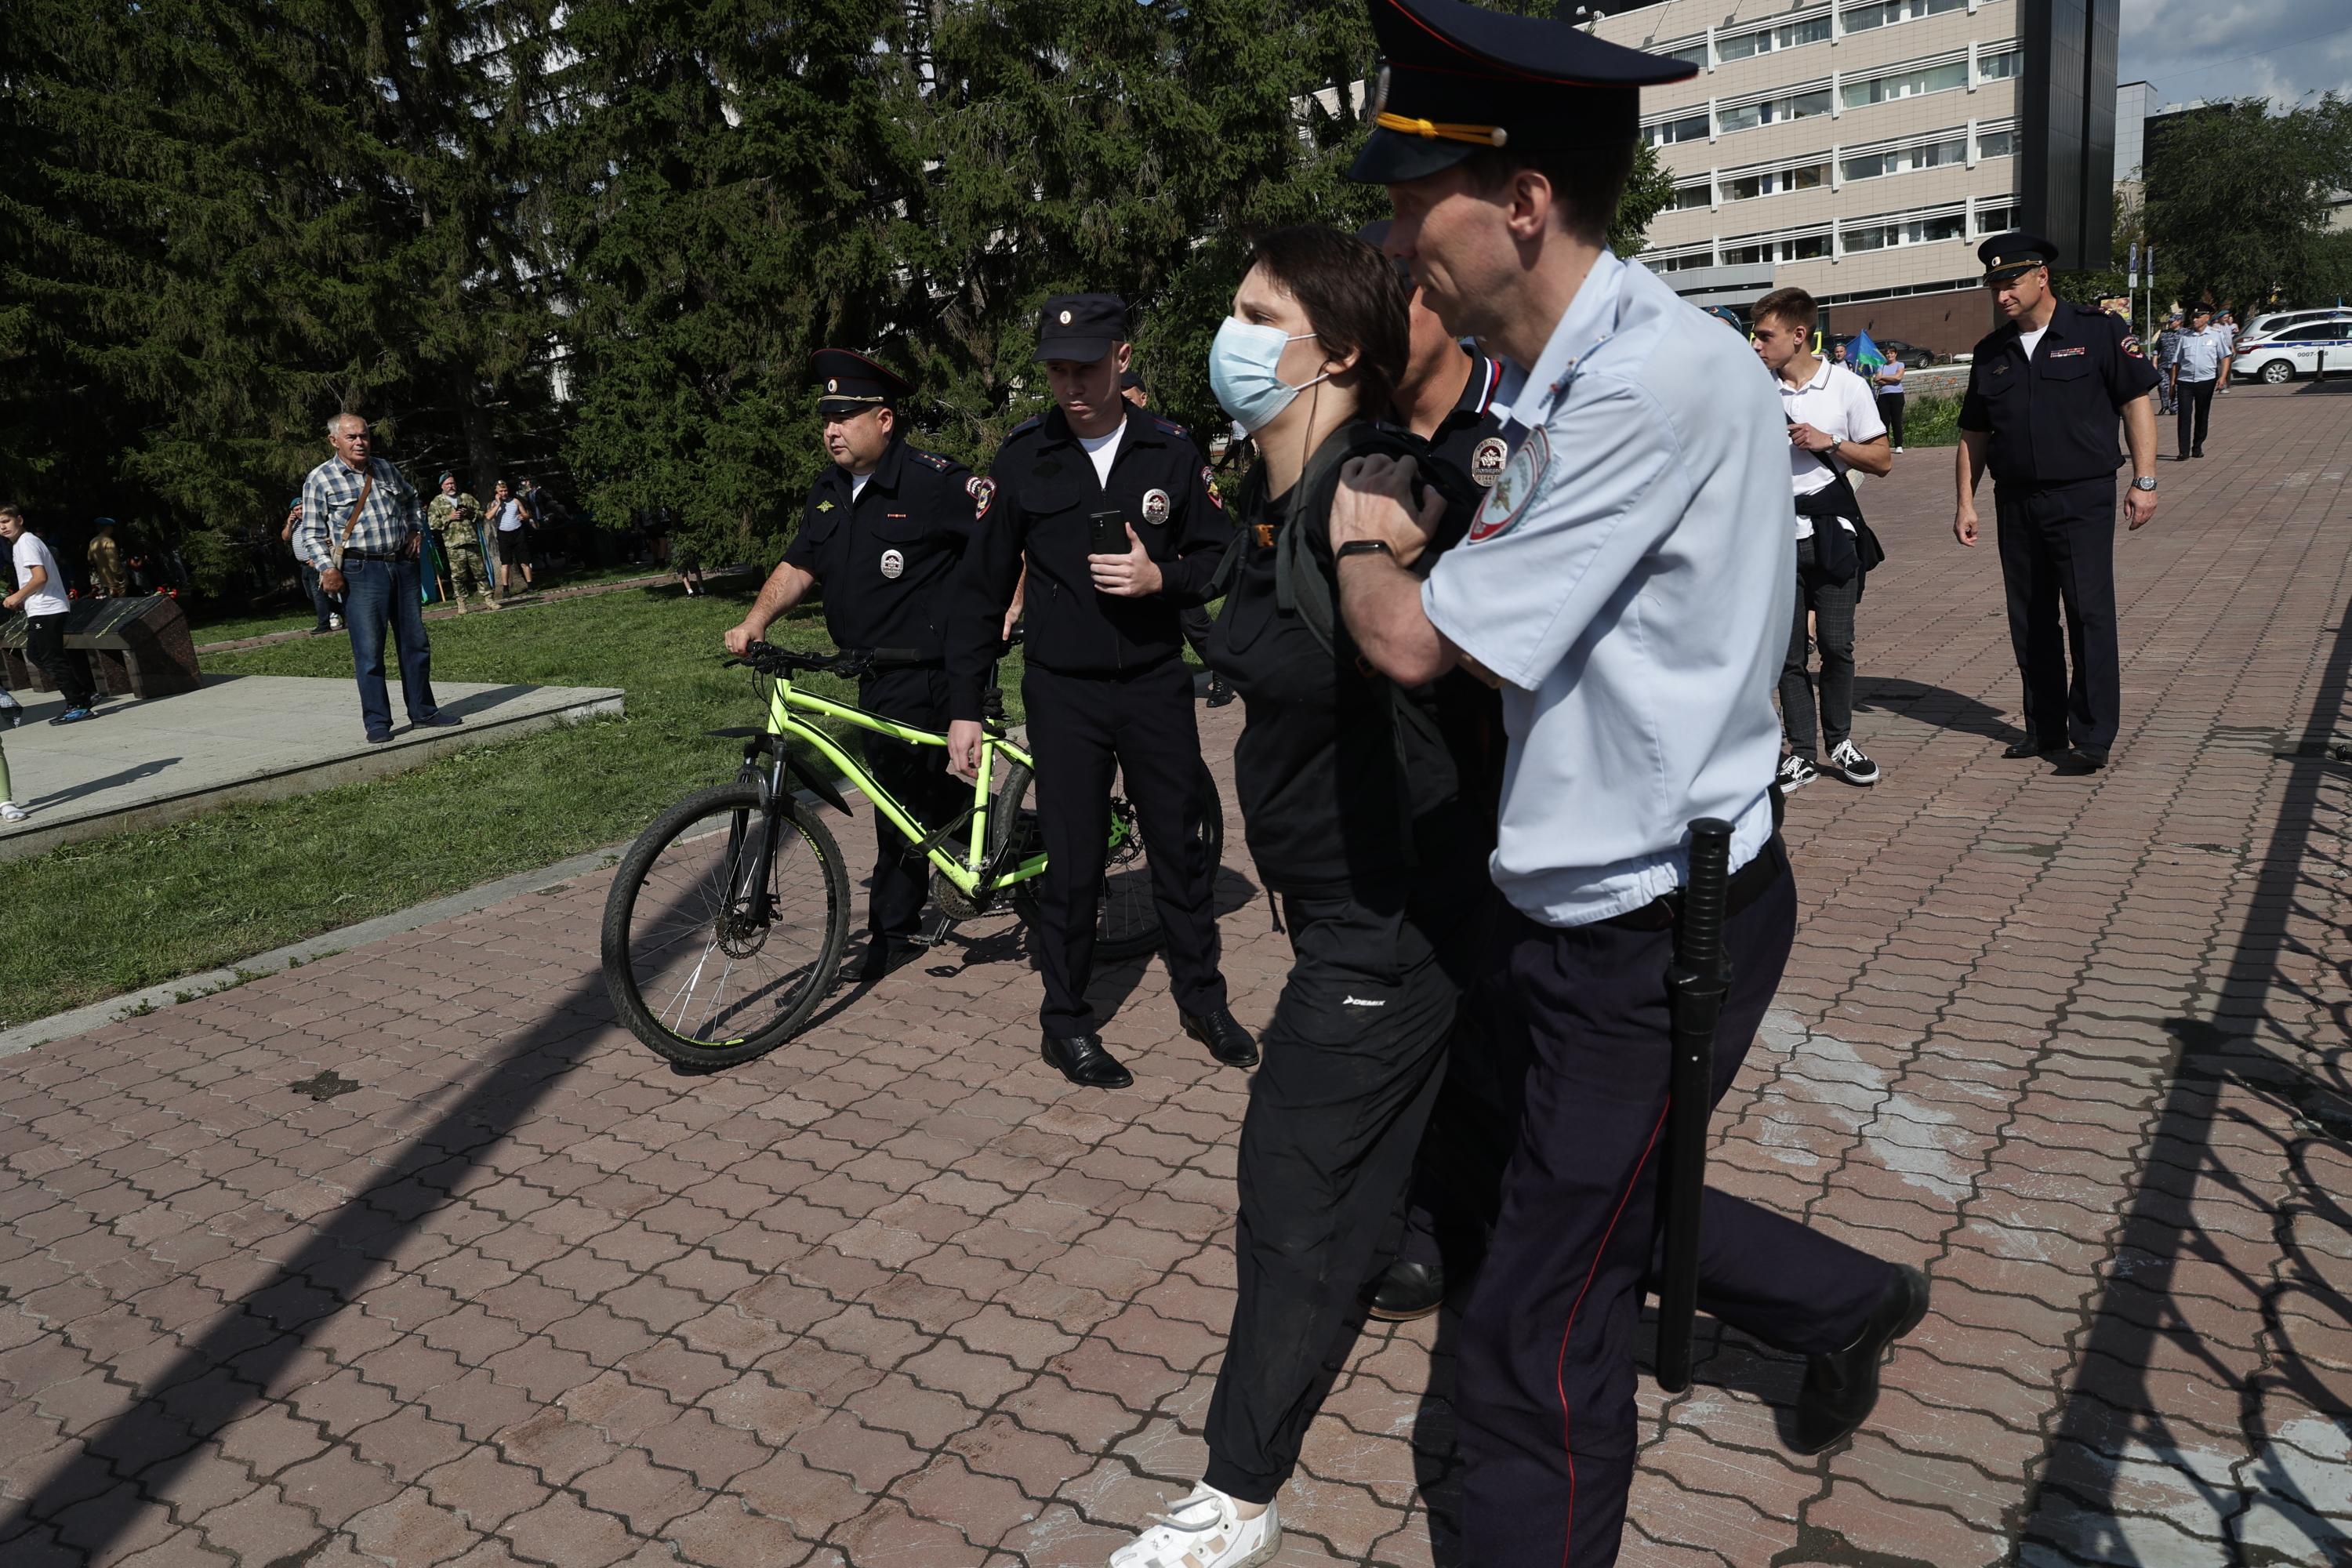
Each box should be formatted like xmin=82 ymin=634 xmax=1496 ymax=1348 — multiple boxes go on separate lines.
xmin=2 ymin=384 xmax=2347 ymax=1566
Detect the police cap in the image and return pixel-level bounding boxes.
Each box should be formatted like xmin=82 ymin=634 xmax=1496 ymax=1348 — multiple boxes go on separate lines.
xmin=1036 ymin=294 xmax=1128 ymax=365
xmin=810 ymin=348 xmax=911 ymax=416
xmin=1977 ymin=231 xmax=2059 ymax=283
xmin=1348 ymin=0 xmax=1697 ymax=184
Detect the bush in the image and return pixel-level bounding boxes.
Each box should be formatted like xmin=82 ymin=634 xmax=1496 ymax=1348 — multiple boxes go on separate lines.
xmin=1902 ymin=392 xmax=1962 ymax=448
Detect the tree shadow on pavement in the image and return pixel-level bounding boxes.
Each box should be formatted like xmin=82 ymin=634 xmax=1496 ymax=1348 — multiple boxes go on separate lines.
xmin=2014 ymin=595 xmax=2352 ymax=1565
xmin=0 ymin=897 xmax=648 ymax=1561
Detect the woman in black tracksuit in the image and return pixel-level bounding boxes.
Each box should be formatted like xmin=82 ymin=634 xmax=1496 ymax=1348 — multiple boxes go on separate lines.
xmin=1112 ymin=225 xmax=1504 ymax=1557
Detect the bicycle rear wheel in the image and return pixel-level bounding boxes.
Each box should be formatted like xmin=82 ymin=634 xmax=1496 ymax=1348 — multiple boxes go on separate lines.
xmin=602 ymin=782 xmax=851 ymax=1068
xmin=1011 ymin=763 xmax=1224 ymax=963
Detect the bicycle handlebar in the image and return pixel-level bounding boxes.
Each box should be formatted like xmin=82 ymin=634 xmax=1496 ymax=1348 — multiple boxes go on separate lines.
xmin=727 ymin=644 xmax=929 ymax=680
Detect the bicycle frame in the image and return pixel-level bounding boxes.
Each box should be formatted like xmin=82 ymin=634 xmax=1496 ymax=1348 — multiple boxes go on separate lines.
xmin=758 ymin=670 xmax=1052 ymax=902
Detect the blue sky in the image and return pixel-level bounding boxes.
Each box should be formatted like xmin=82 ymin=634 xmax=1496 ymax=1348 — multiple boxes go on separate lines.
xmin=2118 ymin=0 xmax=2352 ymax=111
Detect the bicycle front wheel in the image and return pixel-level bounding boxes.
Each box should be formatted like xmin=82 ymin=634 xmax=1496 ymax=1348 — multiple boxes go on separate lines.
xmin=601 ymin=782 xmax=851 ymax=1068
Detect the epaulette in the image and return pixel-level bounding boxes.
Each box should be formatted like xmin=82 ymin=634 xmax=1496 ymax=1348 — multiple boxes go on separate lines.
xmin=1006 ymin=416 xmax=1046 ymax=441
xmin=1149 ymin=416 xmax=1189 ymax=438
xmin=909 ymin=448 xmax=953 ymax=471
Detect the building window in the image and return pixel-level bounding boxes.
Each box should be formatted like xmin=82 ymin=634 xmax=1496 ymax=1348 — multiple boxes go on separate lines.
xmin=1671 ymin=180 xmax=1714 ymax=211
xmin=1722 ymin=230 xmax=1834 ymax=265
xmin=1840 ymin=0 xmax=1967 ymax=34
xmin=1719 ymin=87 xmax=1833 ymax=133
xmin=1659 ymin=39 xmax=1709 ymax=68
xmin=1974 ymin=203 xmax=2018 ymax=234
xmin=1645 ymin=110 xmax=1711 ymax=147
xmin=1976 ymin=49 xmax=2022 ymax=83
xmin=1843 ymin=209 xmax=1969 ymax=252
xmin=1718 ymin=13 xmax=1831 ymax=62
xmin=1840 ymin=133 xmax=1966 ymax=183
xmin=1841 ymin=60 xmax=1969 ymax=111
xmin=1976 ymin=127 xmax=2016 ymax=160
xmin=1647 ymin=248 xmax=1718 ymax=273
xmin=1723 ymin=162 xmax=1830 ymax=201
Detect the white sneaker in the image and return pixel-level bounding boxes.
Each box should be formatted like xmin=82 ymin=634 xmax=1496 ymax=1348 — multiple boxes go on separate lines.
xmin=1108 ymin=1483 xmax=1279 ymax=1568
xmin=1778 ymin=753 xmax=1819 ymax=793
xmin=1894 ymin=445 xmax=1905 ymax=453
xmin=1828 ymin=739 xmax=1881 ymax=786
xmin=0 ymin=802 xmax=27 ymax=823
xmin=328 ymin=613 xmax=344 ymax=630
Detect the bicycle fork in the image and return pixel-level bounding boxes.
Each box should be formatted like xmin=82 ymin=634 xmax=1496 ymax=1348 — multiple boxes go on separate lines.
xmin=724 ymin=742 xmax=796 ymax=927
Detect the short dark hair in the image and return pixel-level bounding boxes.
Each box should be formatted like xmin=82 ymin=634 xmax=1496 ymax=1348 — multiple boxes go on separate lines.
xmin=0 ymin=504 xmax=22 ymax=524
xmin=1457 ymin=140 xmax=1638 ymax=249
xmin=1242 ymin=226 xmax=1410 ymax=424
xmin=1752 ymin=287 xmax=1818 ymax=332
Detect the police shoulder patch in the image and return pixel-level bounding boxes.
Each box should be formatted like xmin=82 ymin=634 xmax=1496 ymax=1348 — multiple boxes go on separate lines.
xmin=1200 ymin=466 xmax=1225 ymax=511
xmin=969 ymin=477 xmax=996 ymax=518
xmin=2121 ymin=334 xmax=2146 ymax=358
xmin=1467 ymin=426 xmax=1548 ymax=543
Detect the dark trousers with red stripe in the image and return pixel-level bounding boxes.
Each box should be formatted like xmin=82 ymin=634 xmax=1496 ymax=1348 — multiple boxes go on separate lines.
xmin=1458 ymin=849 xmax=1893 ymax=1566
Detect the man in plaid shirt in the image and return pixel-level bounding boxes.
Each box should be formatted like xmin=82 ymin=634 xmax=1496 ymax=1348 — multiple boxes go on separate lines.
xmin=299 ymin=413 xmax=459 ymax=742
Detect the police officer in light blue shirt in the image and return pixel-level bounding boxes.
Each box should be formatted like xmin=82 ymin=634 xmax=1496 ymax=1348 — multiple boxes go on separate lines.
xmin=2170 ymin=304 xmax=2230 ymax=459
xmin=1323 ymin=3 xmax=1921 ymax=1565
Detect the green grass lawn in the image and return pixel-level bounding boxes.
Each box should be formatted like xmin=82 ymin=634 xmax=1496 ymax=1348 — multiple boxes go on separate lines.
xmin=187 ymin=561 xmax=698 ymax=646
xmin=1899 ymin=392 xmax=1962 ymax=448
xmin=6 ymin=580 xmax=1028 ymax=1029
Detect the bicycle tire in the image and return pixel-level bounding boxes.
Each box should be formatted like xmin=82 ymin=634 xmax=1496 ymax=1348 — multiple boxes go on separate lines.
xmin=1011 ymin=763 xmax=1225 ymax=963
xmin=602 ymin=782 xmax=851 ymax=1068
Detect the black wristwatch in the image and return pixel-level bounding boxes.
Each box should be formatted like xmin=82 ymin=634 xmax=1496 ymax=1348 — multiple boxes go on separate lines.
xmin=1335 ymin=539 xmax=1395 ymax=562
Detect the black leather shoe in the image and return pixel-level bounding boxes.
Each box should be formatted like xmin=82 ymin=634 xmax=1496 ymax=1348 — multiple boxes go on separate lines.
xmin=413 ymin=713 xmax=461 ymax=728
xmin=365 ymin=731 xmax=394 ymax=745
xmin=1205 ymin=673 xmax=1235 ymax=709
xmin=1789 ymin=1265 xmax=1929 ymax=1455
xmin=2056 ymin=746 xmax=2108 ymax=774
xmin=1366 ymin=1260 xmax=1446 ymax=1322
xmin=1041 ymin=1033 xmax=1134 ymax=1088
xmin=1182 ymin=1007 xmax=1259 ymax=1068
xmin=858 ymin=939 xmax=913 ymax=983
xmin=2001 ymin=737 xmax=2065 ymax=760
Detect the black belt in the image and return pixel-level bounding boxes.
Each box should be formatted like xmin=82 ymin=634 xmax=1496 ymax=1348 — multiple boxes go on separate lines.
xmin=1601 ymin=834 xmax=1787 ymax=932
xmin=341 ymin=550 xmax=405 ymax=562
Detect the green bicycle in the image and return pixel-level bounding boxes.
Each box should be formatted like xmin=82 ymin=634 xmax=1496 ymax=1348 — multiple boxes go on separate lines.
xmin=601 ymin=639 xmax=1224 ymax=1067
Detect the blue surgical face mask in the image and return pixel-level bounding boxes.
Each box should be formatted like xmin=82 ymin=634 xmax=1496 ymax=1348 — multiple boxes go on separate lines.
xmin=1209 ymin=317 xmax=1329 ymax=434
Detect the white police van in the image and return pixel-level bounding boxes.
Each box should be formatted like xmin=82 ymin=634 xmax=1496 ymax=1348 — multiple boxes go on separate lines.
xmin=2231 ymin=317 xmax=2352 ymax=384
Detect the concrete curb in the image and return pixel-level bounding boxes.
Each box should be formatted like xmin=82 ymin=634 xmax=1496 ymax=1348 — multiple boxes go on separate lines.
xmin=0 ymin=840 xmax=634 ymax=1060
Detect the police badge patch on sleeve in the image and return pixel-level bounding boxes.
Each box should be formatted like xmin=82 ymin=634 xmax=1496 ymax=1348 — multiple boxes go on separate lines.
xmin=967 ymin=476 xmax=996 ymax=517
xmin=1467 ymin=426 xmax=1548 ymax=543
xmin=1200 ymin=466 xmax=1225 ymax=510
xmin=1470 ymin=435 xmax=1509 ymax=488
xmin=2122 ymin=334 xmax=2146 ymax=358
xmin=1142 ymin=488 xmax=1171 ymax=525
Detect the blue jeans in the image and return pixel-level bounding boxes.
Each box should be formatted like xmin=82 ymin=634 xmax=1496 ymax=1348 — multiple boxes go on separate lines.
xmin=341 ymin=555 xmax=437 ymax=735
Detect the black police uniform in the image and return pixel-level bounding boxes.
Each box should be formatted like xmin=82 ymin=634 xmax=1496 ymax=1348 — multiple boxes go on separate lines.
xmin=1958 ymin=240 xmax=2159 ymax=757
xmin=783 ymin=402 xmax=978 ymax=947
xmin=1425 ymin=346 xmax=1509 ymax=492
xmin=1196 ymin=419 xmax=1501 ymax=1505
xmin=949 ymin=378 xmax=1232 ymax=1040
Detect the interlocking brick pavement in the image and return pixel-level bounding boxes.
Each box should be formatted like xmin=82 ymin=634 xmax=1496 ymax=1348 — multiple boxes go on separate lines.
xmin=2 ymin=384 xmax=2348 ymax=1566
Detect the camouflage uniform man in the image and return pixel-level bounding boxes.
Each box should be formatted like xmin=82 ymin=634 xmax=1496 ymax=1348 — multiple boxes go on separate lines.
xmin=426 ymin=473 xmax=497 ymax=613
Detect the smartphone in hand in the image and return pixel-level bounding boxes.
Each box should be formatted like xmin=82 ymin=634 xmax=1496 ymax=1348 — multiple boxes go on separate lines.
xmin=1088 ymin=510 xmax=1128 ymax=557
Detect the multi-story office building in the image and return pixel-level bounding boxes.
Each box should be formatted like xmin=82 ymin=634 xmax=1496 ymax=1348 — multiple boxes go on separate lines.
xmin=1591 ymin=0 xmax=2049 ymax=353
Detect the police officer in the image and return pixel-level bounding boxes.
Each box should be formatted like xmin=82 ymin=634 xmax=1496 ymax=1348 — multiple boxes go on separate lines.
xmin=1953 ymin=234 xmax=2160 ymax=772
xmin=946 ymin=294 xmax=1254 ymax=1088
xmin=1329 ymin=3 xmax=1920 ymax=1564
xmin=724 ymin=350 xmax=977 ymax=981
xmin=2169 ymin=303 xmax=2230 ymax=458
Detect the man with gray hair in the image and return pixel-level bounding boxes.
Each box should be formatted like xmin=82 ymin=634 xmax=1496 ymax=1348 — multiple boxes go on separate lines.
xmin=298 ymin=413 xmax=458 ymax=742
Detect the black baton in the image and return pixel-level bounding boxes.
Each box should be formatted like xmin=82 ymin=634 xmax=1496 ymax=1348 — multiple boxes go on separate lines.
xmin=1656 ymin=816 xmax=1733 ymax=1394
